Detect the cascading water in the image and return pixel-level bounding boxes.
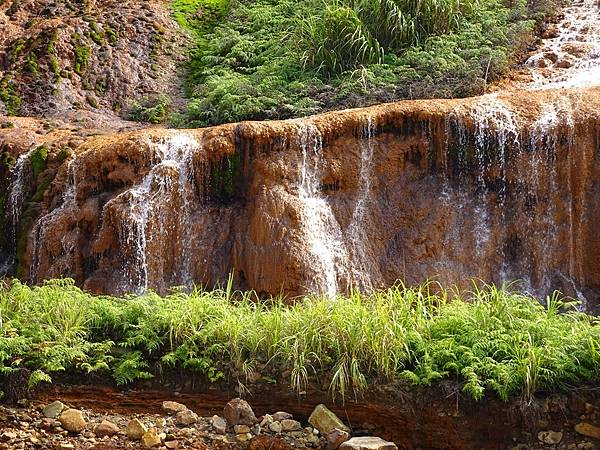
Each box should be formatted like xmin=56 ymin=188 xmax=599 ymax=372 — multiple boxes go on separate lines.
xmin=0 ymin=148 xmax=35 ymax=273
xmin=346 ymin=116 xmax=378 ymax=292
xmin=105 ymin=133 xmax=200 ymax=293
xmin=296 ymin=122 xmax=349 ymax=297
xmin=525 ymin=0 xmax=600 ymax=89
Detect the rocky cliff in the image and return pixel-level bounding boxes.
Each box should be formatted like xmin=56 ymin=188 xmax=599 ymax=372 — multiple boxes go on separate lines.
xmin=1 ymin=87 xmax=598 ymax=304
xmin=0 ymin=0 xmax=187 ymax=118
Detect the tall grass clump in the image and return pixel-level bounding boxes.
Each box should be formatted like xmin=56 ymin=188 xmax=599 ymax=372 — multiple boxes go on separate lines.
xmin=1 ymin=278 xmax=598 ymax=402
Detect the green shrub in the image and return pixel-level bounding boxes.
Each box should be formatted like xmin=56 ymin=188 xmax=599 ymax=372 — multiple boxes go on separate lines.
xmin=0 ymin=279 xmax=598 ymax=401
xmin=129 ymin=94 xmax=172 ymax=124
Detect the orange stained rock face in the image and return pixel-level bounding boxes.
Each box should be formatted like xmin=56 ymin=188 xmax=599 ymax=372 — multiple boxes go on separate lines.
xmin=1 ymin=87 xmax=599 ymax=304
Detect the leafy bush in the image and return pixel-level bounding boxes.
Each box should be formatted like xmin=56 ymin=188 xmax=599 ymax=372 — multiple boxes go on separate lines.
xmin=0 ymin=279 xmax=598 ymax=401
xmin=173 ymin=0 xmax=560 ymax=126
xmin=129 ymin=94 xmax=173 ymax=124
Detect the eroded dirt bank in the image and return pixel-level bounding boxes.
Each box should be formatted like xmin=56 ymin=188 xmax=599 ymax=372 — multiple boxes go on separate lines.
xmin=2 ymin=383 xmax=600 ymax=449
xmin=1 ymin=87 xmax=599 ymax=302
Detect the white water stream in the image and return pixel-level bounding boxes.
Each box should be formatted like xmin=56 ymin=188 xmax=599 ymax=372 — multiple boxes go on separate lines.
xmin=526 ymin=0 xmax=600 ymax=89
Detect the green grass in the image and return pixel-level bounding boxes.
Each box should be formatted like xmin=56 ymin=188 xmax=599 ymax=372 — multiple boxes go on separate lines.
xmin=168 ymin=0 xmax=560 ymax=127
xmin=1 ymin=279 xmax=599 ymax=402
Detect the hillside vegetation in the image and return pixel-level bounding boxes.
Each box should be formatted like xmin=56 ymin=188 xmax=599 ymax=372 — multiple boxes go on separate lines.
xmin=169 ymin=0 xmax=560 ymax=126
xmin=1 ymin=279 xmax=599 ymax=402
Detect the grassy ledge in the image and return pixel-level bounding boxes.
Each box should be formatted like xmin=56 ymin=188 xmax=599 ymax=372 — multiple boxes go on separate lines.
xmin=1 ymin=279 xmax=599 ymax=402
xmin=167 ymin=0 xmax=562 ymax=126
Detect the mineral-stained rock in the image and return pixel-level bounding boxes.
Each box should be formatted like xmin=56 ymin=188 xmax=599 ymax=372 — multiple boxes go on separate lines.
xmin=575 ymin=423 xmax=600 ymax=439
xmin=126 ymin=418 xmax=148 ymax=440
xmin=59 ymin=409 xmax=87 ymax=433
xmin=162 ymin=401 xmax=188 ymax=415
xmin=309 ymin=405 xmax=350 ymax=435
xmin=223 ymin=398 xmax=257 ymax=427
xmin=94 ymin=419 xmax=120 ymax=437
xmin=141 ymin=428 xmax=162 ymax=448
xmin=339 ymin=437 xmax=398 ymax=450
xmin=175 ymin=409 xmax=198 ymax=426
xmin=43 ymin=401 xmax=65 ymax=419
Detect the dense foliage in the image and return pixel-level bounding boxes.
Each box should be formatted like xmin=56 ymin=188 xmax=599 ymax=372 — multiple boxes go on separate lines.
xmin=1 ymin=279 xmax=599 ymax=401
xmin=167 ymin=0 xmax=560 ymax=126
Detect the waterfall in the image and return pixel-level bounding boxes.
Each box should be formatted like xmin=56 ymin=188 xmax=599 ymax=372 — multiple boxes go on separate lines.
xmin=0 ymin=148 xmax=35 ymax=273
xmin=30 ymin=157 xmax=78 ymax=283
xmin=106 ymin=133 xmax=200 ymax=293
xmin=346 ymin=116 xmax=377 ymax=292
xmin=525 ymin=0 xmax=600 ymax=89
xmin=296 ymin=122 xmax=348 ymax=297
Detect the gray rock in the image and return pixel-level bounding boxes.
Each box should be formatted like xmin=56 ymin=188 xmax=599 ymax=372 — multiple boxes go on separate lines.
xmin=339 ymin=437 xmax=397 ymax=450
xmin=43 ymin=401 xmax=65 ymax=419
xmin=308 ymin=404 xmax=350 ymax=434
xmin=223 ymin=398 xmax=257 ymax=426
xmin=211 ymin=415 xmax=227 ymax=434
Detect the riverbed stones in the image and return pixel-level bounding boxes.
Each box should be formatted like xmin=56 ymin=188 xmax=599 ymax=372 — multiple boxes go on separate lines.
xmin=175 ymin=409 xmax=198 ymax=426
xmin=327 ymin=428 xmax=350 ymax=449
xmin=234 ymin=424 xmax=251 ymax=434
xmin=339 ymin=437 xmax=398 ymax=450
xmin=94 ymin=419 xmax=120 ymax=437
xmin=162 ymin=401 xmax=188 ymax=414
xmin=211 ymin=415 xmax=227 ymax=434
xmin=309 ymin=404 xmax=350 ymax=434
xmin=142 ymin=428 xmax=162 ymax=448
xmin=58 ymin=409 xmax=87 ymax=433
xmin=272 ymin=411 xmax=293 ymax=421
xmin=575 ymin=423 xmax=600 ymax=439
xmin=223 ymin=398 xmax=257 ymax=426
xmin=269 ymin=421 xmax=283 ymax=433
xmin=281 ymin=419 xmax=302 ymax=431
xmin=538 ymin=430 xmax=563 ymax=445
xmin=43 ymin=401 xmax=65 ymax=419
xmin=126 ymin=418 xmax=148 ymax=440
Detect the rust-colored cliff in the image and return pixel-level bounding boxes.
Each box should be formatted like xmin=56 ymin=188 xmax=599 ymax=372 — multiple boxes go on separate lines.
xmin=1 ymin=87 xmax=599 ymax=303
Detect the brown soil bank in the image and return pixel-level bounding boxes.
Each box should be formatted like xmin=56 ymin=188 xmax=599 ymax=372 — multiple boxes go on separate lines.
xmin=18 ymin=382 xmax=600 ymax=450
xmin=1 ymin=87 xmax=599 ymax=303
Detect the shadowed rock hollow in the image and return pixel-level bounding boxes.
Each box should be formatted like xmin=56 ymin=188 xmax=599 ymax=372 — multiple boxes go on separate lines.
xmin=1 ymin=87 xmax=598 ymax=303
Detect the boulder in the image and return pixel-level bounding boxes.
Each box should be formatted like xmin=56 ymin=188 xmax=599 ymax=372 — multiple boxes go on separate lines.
xmin=94 ymin=419 xmax=120 ymax=437
xmin=43 ymin=401 xmax=65 ymax=419
xmin=126 ymin=418 xmax=148 ymax=440
xmin=308 ymin=404 xmax=350 ymax=434
xmin=162 ymin=401 xmax=188 ymax=414
xmin=175 ymin=409 xmax=198 ymax=426
xmin=339 ymin=437 xmax=397 ymax=450
xmin=223 ymin=398 xmax=257 ymax=427
xmin=59 ymin=409 xmax=87 ymax=433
